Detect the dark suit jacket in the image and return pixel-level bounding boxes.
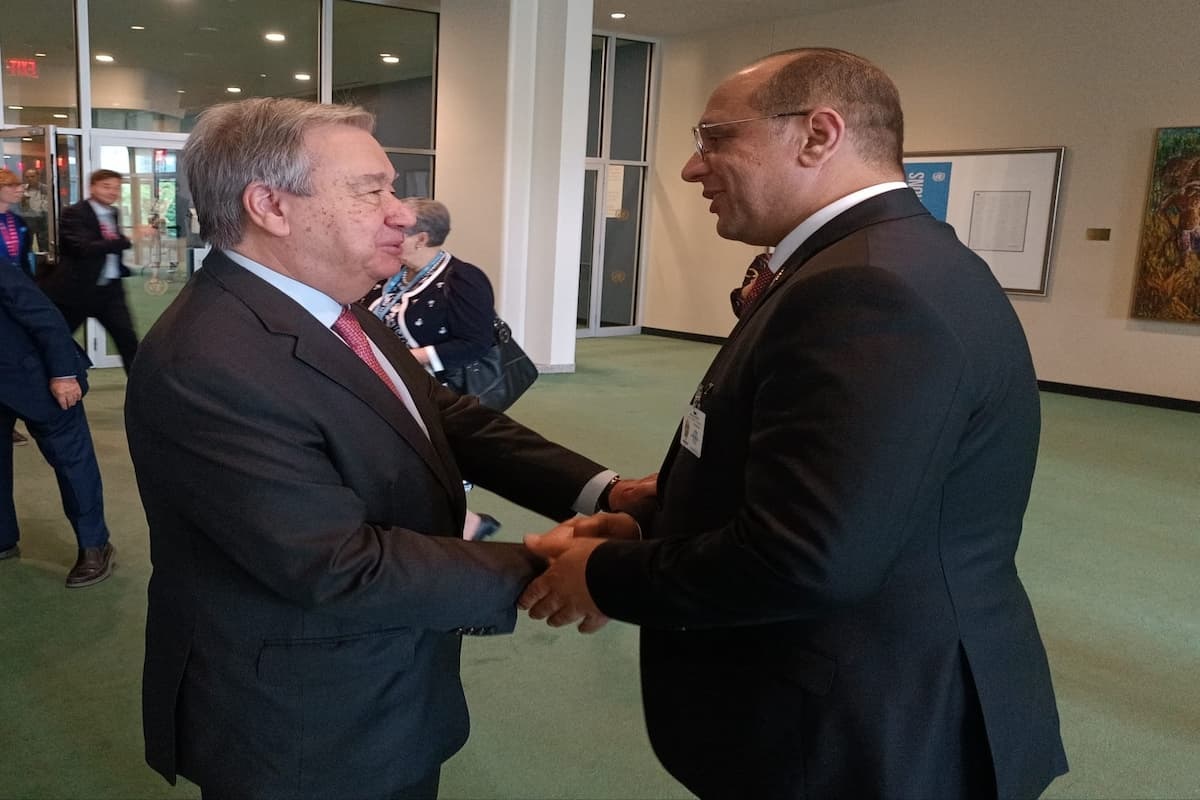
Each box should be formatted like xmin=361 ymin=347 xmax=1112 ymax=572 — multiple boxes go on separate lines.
xmin=43 ymin=198 xmax=132 ymax=305
xmin=587 ymin=189 xmax=1067 ymax=799
xmin=126 ymin=250 xmax=605 ymax=798
xmin=0 ymin=258 xmax=90 ymax=421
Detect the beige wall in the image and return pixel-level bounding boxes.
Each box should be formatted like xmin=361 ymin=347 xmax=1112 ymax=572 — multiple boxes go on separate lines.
xmin=644 ymin=0 xmax=1200 ymax=401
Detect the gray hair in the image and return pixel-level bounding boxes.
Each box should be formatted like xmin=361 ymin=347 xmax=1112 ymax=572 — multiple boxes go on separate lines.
xmin=749 ymin=48 xmax=904 ymax=171
xmin=401 ymin=197 xmax=451 ymax=248
xmin=183 ymin=98 xmax=375 ymax=249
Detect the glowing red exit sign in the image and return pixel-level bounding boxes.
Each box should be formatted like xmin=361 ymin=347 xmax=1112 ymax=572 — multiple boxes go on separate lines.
xmin=5 ymin=59 xmax=39 ymax=79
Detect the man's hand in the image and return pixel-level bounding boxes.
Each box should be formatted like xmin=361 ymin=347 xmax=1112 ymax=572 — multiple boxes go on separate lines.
xmin=607 ymin=473 xmax=658 ymax=520
xmin=49 ymin=377 xmax=83 ymax=410
xmin=519 ymin=535 xmax=607 ymax=633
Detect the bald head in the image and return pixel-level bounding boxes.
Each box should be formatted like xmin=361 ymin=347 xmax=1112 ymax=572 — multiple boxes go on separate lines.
xmin=745 ymin=48 xmax=904 ymax=172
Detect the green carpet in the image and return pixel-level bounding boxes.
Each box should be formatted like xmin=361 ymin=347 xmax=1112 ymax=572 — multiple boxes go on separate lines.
xmin=3 ymin=335 xmax=1198 ymax=799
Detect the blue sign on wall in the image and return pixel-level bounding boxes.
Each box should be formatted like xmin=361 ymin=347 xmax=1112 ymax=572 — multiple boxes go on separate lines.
xmin=905 ymin=161 xmax=953 ymax=221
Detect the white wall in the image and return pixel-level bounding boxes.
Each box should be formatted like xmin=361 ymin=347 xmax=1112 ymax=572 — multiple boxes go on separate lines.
xmin=644 ymin=0 xmax=1200 ymax=402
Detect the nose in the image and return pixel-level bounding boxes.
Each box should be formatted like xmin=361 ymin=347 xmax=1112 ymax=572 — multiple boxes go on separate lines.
xmin=681 ymin=151 xmax=707 ymax=182
xmin=388 ymin=195 xmax=416 ymax=228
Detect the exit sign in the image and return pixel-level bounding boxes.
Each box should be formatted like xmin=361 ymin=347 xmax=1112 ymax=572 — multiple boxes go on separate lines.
xmin=5 ymin=59 xmax=39 ymax=79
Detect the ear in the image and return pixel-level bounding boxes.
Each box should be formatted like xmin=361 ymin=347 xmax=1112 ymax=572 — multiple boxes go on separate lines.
xmin=242 ymin=181 xmax=290 ymax=238
xmin=797 ymin=107 xmax=845 ymax=168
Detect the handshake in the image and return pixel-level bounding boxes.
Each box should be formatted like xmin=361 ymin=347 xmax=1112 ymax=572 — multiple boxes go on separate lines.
xmin=517 ymin=473 xmax=656 ymax=634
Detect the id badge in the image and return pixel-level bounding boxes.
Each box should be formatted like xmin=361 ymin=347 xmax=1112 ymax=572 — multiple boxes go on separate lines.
xmin=680 ymin=406 xmax=706 ymax=458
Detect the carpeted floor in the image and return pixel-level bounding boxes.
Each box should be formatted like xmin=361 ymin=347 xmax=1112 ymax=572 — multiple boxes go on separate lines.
xmin=3 ymin=335 xmax=1198 ymax=799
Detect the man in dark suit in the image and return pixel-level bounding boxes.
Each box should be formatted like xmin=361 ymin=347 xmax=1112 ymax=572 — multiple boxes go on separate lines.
xmin=43 ymin=169 xmax=139 ymax=375
xmin=0 ymin=225 xmax=115 ymax=587
xmin=521 ymin=48 xmax=1068 ymax=799
xmin=125 ymin=97 xmax=647 ymax=799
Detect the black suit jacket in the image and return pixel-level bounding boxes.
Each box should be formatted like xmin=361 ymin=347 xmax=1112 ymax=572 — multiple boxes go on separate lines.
xmin=587 ymin=189 xmax=1067 ymax=799
xmin=44 ymin=199 xmax=132 ymax=305
xmin=126 ymin=250 xmax=605 ymax=798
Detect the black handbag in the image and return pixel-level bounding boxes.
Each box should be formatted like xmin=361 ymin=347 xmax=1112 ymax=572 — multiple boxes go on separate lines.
xmin=438 ymin=317 xmax=538 ymax=411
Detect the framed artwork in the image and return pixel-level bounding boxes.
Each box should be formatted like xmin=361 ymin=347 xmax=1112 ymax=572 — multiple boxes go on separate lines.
xmin=1132 ymin=127 xmax=1200 ymax=323
xmin=903 ymin=148 xmax=1064 ymax=295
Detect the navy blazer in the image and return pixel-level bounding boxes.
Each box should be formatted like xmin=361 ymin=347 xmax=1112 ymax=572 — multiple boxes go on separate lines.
xmin=0 ymin=210 xmax=35 ymax=276
xmin=0 ymin=260 xmax=90 ymax=422
xmin=44 ymin=199 xmax=132 ymax=305
xmin=587 ymin=189 xmax=1067 ymax=799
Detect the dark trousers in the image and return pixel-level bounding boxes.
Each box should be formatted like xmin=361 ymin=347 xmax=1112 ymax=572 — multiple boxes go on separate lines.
xmin=1 ymin=403 xmax=109 ymax=550
xmin=56 ymin=281 xmax=139 ymax=375
xmin=198 ymin=770 xmax=440 ymax=800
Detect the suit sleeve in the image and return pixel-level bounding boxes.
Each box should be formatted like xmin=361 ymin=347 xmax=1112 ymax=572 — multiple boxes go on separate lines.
xmin=428 ymin=259 xmax=495 ymax=369
xmin=59 ymin=204 xmax=130 ymax=259
xmin=126 ymin=338 xmax=543 ymax=633
xmin=0 ymin=260 xmax=84 ymax=379
xmin=586 ymin=266 xmax=970 ymax=628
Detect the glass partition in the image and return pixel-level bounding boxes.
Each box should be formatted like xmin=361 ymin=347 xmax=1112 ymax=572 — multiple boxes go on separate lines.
xmin=333 ymin=2 xmax=437 ymax=150
xmin=1 ymin=0 xmax=80 ymax=126
xmin=87 ymin=0 xmax=320 ymax=132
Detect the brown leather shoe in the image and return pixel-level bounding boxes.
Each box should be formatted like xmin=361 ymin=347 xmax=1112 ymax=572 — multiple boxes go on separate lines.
xmin=65 ymin=542 xmax=115 ymax=588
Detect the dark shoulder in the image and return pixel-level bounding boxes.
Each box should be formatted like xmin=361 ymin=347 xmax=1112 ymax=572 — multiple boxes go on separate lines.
xmin=446 ymin=256 xmax=493 ymax=288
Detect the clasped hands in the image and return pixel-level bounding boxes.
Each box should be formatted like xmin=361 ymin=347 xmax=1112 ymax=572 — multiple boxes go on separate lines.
xmin=518 ymin=474 xmax=655 ymax=634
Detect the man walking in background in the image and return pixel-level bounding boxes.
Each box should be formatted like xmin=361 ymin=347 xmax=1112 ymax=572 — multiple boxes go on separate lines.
xmin=43 ymin=169 xmax=139 ymax=375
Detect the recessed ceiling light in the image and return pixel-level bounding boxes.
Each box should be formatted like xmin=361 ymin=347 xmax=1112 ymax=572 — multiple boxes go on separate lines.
xmin=226 ymin=86 xmax=242 ymax=93
xmin=95 ymin=54 xmax=115 ymax=62
xmin=381 ymin=56 xmax=400 ymax=64
xmin=53 ymin=113 xmax=69 ymax=119
xmin=34 ymin=52 xmax=47 ymax=57
xmin=610 ymin=12 xmax=627 ymax=19
xmin=264 ymin=32 xmax=286 ymax=43
xmin=130 ymin=25 xmax=145 ymax=31
xmin=176 ymin=89 xmax=186 ymax=94
xmin=260 ymin=73 xmax=267 ymax=78
xmin=294 ymin=73 xmax=311 ymax=81
xmin=8 ymin=105 xmax=24 ymax=110
xmin=21 ymin=138 xmax=33 ymax=142
xmin=379 ymin=53 xmax=392 ymax=57
xmin=199 ymin=26 xmax=219 ymax=32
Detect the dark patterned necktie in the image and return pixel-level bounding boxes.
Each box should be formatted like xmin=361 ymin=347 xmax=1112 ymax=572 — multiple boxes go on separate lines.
xmin=729 ymin=253 xmax=774 ymax=318
xmin=332 ymin=307 xmax=401 ymax=399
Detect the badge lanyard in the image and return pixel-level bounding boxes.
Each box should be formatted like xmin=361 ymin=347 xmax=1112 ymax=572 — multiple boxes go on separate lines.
xmin=372 ymin=250 xmax=449 ymax=321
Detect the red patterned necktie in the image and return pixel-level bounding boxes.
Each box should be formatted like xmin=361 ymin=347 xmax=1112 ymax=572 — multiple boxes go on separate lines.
xmin=332 ymin=307 xmax=401 ymax=399
xmin=0 ymin=214 xmax=18 ymax=259
xmin=99 ymin=220 xmax=120 ymax=240
xmin=729 ymin=253 xmax=775 ymax=318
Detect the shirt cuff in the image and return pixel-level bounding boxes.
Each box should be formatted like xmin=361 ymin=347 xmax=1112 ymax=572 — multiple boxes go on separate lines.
xmin=572 ymin=469 xmax=618 ymax=515
xmin=424 ymin=345 xmax=443 ymax=372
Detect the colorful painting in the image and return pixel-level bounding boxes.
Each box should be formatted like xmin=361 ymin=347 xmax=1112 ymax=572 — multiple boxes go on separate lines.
xmin=1132 ymin=127 xmax=1200 ymax=322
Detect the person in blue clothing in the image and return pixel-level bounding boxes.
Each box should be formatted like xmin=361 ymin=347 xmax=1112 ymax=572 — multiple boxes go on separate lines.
xmin=0 ymin=168 xmax=116 ymax=587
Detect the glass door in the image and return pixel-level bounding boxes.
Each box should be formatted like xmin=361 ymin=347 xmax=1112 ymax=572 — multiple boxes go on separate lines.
xmin=87 ymin=132 xmax=199 ymax=367
xmin=577 ymin=36 xmax=655 ymax=337
xmin=0 ymin=125 xmax=81 ymax=273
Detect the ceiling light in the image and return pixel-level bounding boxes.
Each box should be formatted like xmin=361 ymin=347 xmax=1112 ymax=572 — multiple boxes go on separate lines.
xmin=260 ymin=73 xmax=267 ymax=78
xmin=131 ymin=25 xmax=146 ymax=31
xmin=176 ymin=89 xmax=186 ymax=94
xmin=8 ymin=105 xmax=24 ymax=110
xmin=34 ymin=52 xmax=47 ymax=57
xmin=95 ymin=54 xmax=115 ymax=62
xmin=379 ymin=53 xmax=392 ymax=57
xmin=610 ymin=12 xmax=627 ymax=19
xmin=294 ymin=73 xmax=311 ymax=81
xmin=53 ymin=113 xmax=69 ymax=119
xmin=226 ymin=86 xmax=242 ymax=93
xmin=381 ymin=56 xmax=400 ymax=64
xmin=264 ymin=32 xmax=286 ymax=43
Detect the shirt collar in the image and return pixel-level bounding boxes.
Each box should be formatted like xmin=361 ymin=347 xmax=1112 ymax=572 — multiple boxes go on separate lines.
xmin=224 ymin=248 xmax=345 ymax=329
xmin=88 ymin=198 xmax=114 ymax=218
xmin=767 ymin=181 xmax=909 ymax=272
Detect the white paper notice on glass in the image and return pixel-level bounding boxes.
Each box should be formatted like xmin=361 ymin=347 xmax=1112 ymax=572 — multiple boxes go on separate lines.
xmin=605 ymin=165 xmax=625 ymax=218
xmin=967 ymin=190 xmax=1031 ymax=252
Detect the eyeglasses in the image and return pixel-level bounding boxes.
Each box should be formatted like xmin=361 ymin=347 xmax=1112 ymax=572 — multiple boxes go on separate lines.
xmin=691 ymin=110 xmax=810 ymax=158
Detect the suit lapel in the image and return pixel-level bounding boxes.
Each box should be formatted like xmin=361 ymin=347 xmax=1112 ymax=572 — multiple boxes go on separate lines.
xmin=658 ymin=188 xmax=931 ymax=483
xmin=201 ymin=251 xmax=460 ymax=500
